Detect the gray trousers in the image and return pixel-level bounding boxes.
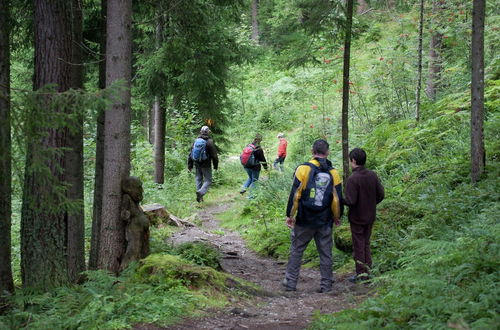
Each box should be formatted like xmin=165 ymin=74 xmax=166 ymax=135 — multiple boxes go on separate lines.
xmin=195 ymin=166 xmax=212 ymax=196
xmin=285 ymin=223 xmax=333 ymax=290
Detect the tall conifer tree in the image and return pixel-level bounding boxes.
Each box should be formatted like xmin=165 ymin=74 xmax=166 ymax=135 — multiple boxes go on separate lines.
xmin=98 ymin=0 xmax=132 ymax=273
xmin=0 ymin=0 xmax=14 ymax=296
xmin=21 ymin=0 xmax=73 ymax=289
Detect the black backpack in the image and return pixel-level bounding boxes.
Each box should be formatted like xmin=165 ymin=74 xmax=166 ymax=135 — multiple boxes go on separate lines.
xmin=299 ymin=162 xmax=334 ymax=212
xmin=297 ymin=162 xmax=335 ymax=226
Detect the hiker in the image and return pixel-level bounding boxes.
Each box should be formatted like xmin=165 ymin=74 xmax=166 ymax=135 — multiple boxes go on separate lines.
xmin=283 ymin=139 xmax=343 ymax=293
xmin=240 ymin=133 xmax=268 ymax=194
xmin=343 ymin=148 xmax=384 ymax=283
xmin=273 ymin=133 xmax=288 ymax=171
xmin=188 ymin=126 xmax=218 ymax=202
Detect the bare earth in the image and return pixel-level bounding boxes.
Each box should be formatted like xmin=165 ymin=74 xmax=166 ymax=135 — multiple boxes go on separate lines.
xmin=142 ymin=201 xmax=370 ymax=330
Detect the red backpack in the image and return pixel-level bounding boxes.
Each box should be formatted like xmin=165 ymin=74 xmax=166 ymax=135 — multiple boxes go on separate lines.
xmin=240 ymin=144 xmax=258 ymax=167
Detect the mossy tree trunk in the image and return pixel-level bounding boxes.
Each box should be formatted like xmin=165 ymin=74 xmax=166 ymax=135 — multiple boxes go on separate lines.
xmin=251 ymin=0 xmax=260 ymax=43
xmin=471 ymin=0 xmax=485 ymax=183
xmin=0 ymin=0 xmax=14 ymax=297
xmin=154 ymin=7 xmax=166 ymax=184
xmin=341 ymin=0 xmax=354 ymax=182
xmin=89 ymin=0 xmax=107 ymax=271
xmin=415 ymin=0 xmax=424 ymax=122
xmin=98 ymin=0 xmax=132 ymax=273
xmin=66 ymin=0 xmax=85 ymax=283
xmin=426 ymin=0 xmax=443 ymax=100
xmin=21 ymin=0 xmax=73 ymax=289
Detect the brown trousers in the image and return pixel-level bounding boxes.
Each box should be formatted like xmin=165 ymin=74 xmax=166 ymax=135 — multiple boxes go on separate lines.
xmin=349 ymin=222 xmax=373 ymax=275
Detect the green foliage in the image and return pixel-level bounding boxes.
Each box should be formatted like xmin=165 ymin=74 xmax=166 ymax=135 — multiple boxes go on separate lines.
xmin=0 ymin=269 xmax=208 ymax=329
xmin=310 ymin=79 xmax=500 ymax=328
xmin=174 ymin=242 xmax=222 ymax=270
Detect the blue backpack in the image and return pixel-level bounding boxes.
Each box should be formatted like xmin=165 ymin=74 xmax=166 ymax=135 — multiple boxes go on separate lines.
xmin=191 ymin=138 xmax=209 ymax=162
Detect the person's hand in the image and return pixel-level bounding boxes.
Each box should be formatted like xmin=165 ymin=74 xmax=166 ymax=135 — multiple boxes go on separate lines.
xmin=286 ymin=217 xmax=295 ymax=229
xmin=333 ymin=218 xmax=341 ymax=227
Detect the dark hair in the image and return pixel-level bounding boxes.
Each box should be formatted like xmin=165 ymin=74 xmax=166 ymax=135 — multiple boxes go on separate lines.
xmin=349 ymin=148 xmax=366 ymax=166
xmin=312 ymin=139 xmax=329 ymax=155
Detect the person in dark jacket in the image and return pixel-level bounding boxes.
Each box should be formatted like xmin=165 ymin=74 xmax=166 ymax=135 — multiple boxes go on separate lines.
xmin=343 ymin=148 xmax=384 ymax=283
xmin=240 ymin=133 xmax=268 ymax=194
xmin=282 ymin=139 xmax=343 ymax=293
xmin=188 ymin=126 xmax=218 ymax=202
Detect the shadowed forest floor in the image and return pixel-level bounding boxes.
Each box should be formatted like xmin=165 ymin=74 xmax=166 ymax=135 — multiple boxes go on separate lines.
xmin=137 ymin=197 xmax=371 ymax=330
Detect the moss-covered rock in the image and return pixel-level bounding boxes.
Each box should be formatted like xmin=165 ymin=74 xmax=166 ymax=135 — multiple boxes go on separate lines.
xmin=334 ymin=223 xmax=353 ymax=253
xmin=134 ymin=254 xmax=227 ymax=291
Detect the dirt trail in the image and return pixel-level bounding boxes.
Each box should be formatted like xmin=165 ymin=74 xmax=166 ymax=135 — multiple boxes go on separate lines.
xmin=163 ymin=201 xmax=369 ymax=329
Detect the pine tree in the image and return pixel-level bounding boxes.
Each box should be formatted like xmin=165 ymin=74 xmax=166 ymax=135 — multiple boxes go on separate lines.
xmin=97 ymin=0 xmax=132 ymax=273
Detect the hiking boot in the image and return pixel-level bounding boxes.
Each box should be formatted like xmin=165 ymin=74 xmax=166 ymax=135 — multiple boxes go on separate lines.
xmin=316 ymin=287 xmax=332 ymax=293
xmin=348 ymin=274 xmax=370 ymax=283
xmin=196 ymin=192 xmax=202 ymax=203
xmin=282 ymin=278 xmax=296 ymax=291
xmin=239 ymin=189 xmax=246 ymax=195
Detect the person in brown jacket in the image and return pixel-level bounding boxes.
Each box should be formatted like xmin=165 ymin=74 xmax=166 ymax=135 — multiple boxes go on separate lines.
xmin=343 ymin=148 xmax=384 ymax=283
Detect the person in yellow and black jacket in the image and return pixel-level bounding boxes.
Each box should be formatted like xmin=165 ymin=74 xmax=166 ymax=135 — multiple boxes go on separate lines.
xmin=282 ymin=139 xmax=343 ymax=293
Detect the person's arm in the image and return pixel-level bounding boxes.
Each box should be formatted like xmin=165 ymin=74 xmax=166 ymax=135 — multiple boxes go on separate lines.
xmin=208 ymin=139 xmax=219 ymax=170
xmin=376 ymin=176 xmax=385 ymax=204
xmin=343 ymin=177 xmax=358 ymax=207
xmin=255 ymin=148 xmax=268 ymax=170
xmin=335 ymin=182 xmax=344 ymax=218
xmin=285 ymin=170 xmax=302 ymax=228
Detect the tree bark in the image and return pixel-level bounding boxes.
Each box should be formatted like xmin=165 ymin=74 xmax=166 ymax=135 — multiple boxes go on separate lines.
xmin=89 ymin=0 xmax=107 ymax=270
xmin=66 ymin=0 xmax=85 ymax=283
xmin=471 ymin=0 xmax=485 ymax=183
xmin=153 ymin=96 xmax=166 ymax=183
xmin=357 ymin=0 xmax=368 ymax=14
xmin=21 ymin=0 xmax=73 ymax=289
xmin=415 ymin=0 xmax=424 ymax=122
xmin=98 ymin=0 xmax=132 ymax=274
xmin=341 ymin=0 xmax=354 ymax=183
xmin=251 ymin=0 xmax=260 ymax=43
xmin=148 ymin=103 xmax=155 ymax=145
xmin=426 ymin=0 xmax=443 ymax=100
xmin=154 ymin=10 xmax=166 ymax=184
xmin=0 ymin=0 xmax=14 ymax=297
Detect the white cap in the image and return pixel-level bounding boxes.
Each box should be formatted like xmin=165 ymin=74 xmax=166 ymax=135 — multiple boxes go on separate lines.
xmin=277 ymin=133 xmax=284 ymax=138
xmin=200 ymin=126 xmax=211 ymax=134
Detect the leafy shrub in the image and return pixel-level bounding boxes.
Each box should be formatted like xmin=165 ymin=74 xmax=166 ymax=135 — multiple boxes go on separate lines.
xmin=174 ymin=242 xmax=222 ymax=270
xmin=0 ymin=269 xmax=207 ymax=329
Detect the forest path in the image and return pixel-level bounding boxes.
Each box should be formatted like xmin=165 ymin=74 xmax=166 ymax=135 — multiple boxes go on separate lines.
xmin=152 ymin=197 xmax=368 ymax=330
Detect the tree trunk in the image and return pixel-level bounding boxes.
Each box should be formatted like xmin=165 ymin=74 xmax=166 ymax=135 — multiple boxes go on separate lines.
xmin=66 ymin=0 xmax=85 ymax=283
xmin=98 ymin=0 xmax=132 ymax=274
xmin=471 ymin=0 xmax=485 ymax=183
xmin=154 ymin=11 xmax=166 ymax=184
xmin=357 ymin=0 xmax=368 ymax=14
xmin=251 ymin=0 xmax=260 ymax=43
xmin=0 ymin=0 xmax=14 ymax=297
xmin=89 ymin=0 xmax=107 ymax=270
xmin=148 ymin=103 xmax=155 ymax=145
xmin=341 ymin=0 xmax=354 ymax=183
xmin=415 ymin=0 xmax=424 ymax=122
xmin=21 ymin=0 xmax=73 ymax=289
xmin=426 ymin=0 xmax=443 ymax=100
xmin=154 ymin=96 xmax=166 ymax=183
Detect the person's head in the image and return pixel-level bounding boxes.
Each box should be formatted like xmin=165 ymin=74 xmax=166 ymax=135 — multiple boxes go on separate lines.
xmin=254 ymin=133 xmax=263 ymax=143
xmin=200 ymin=125 xmax=211 ymax=135
xmin=277 ymin=133 xmax=284 ymax=139
xmin=349 ymin=148 xmax=366 ymax=168
xmin=312 ymin=139 xmax=329 ymax=157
